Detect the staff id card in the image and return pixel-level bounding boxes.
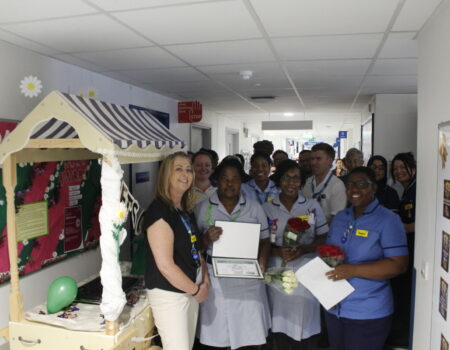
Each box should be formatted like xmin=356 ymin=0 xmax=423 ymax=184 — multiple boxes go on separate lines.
xmin=212 ymin=221 xmax=263 ymax=279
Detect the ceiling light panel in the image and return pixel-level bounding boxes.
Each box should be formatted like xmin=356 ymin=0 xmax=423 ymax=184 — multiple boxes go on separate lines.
xmin=250 ymin=0 xmax=397 ymax=36
xmin=273 ymin=34 xmax=382 ymax=61
xmin=166 ymin=39 xmax=275 ymax=66
xmin=3 ymin=15 xmax=149 ymax=52
xmin=113 ymin=1 xmax=261 ymax=45
xmin=74 ymin=47 xmax=187 ymax=71
xmin=0 ymin=0 xmax=98 ymax=24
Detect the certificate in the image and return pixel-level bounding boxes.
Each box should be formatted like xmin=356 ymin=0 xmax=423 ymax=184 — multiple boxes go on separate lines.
xmin=213 ymin=258 xmax=262 ymax=278
xmin=212 ymin=221 xmax=263 ymax=279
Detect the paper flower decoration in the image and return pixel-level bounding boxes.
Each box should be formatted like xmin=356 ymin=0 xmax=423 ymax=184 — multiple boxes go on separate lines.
xmin=78 ymin=87 xmax=98 ymax=99
xmin=113 ymin=202 xmax=128 ymax=226
xmin=20 ymin=75 xmax=43 ymax=98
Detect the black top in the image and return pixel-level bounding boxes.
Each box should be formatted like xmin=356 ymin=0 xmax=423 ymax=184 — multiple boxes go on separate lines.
xmin=375 ymin=182 xmax=400 ymax=212
xmin=142 ymin=197 xmax=201 ymax=293
xmin=398 ymin=178 xmax=416 ymax=225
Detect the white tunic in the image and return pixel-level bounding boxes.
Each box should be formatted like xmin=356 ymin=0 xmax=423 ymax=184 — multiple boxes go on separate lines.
xmin=262 ymin=194 xmax=328 ymax=341
xmin=301 ymin=170 xmax=347 ymax=222
xmin=193 ymin=184 xmax=216 ymax=206
xmin=241 ymin=179 xmax=280 ymax=205
xmin=195 ymin=192 xmax=271 ymax=349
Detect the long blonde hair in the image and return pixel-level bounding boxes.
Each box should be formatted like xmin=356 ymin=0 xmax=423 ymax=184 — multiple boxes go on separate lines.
xmin=156 ymin=151 xmax=195 ymax=212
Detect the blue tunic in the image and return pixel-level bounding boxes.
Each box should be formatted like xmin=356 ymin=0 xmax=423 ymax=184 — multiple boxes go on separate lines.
xmin=326 ymin=199 xmax=408 ymax=320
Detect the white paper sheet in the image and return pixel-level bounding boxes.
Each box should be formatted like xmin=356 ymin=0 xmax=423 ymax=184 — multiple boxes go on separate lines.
xmin=212 ymin=221 xmax=261 ymax=259
xmin=295 ymin=257 xmax=355 ymax=310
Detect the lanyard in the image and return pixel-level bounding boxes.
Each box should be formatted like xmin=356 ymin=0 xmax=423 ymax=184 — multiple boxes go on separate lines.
xmin=205 ymin=203 xmax=241 ymax=226
xmin=176 ymin=209 xmax=200 ymax=267
xmin=341 ymin=220 xmax=356 ymax=244
xmin=311 ymin=173 xmax=333 ymax=200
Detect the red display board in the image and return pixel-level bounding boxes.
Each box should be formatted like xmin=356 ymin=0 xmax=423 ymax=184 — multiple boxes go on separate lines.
xmin=178 ymin=101 xmax=202 ymax=123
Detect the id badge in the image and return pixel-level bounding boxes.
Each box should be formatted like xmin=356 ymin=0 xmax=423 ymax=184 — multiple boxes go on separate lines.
xmin=196 ymin=267 xmax=203 ymax=284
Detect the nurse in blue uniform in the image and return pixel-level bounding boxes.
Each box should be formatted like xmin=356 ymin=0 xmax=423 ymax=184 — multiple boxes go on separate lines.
xmin=325 ymin=167 xmax=408 ymax=350
xmin=195 ymin=157 xmax=271 ymax=350
xmin=241 ymin=152 xmax=280 ymax=205
xmin=263 ymin=160 xmax=328 ymax=349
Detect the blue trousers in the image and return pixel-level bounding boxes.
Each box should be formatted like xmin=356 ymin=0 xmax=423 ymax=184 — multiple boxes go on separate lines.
xmin=324 ymin=312 xmax=392 ymax=350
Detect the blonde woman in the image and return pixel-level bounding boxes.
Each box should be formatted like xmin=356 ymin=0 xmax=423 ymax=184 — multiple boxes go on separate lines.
xmin=143 ymin=151 xmax=209 ymax=350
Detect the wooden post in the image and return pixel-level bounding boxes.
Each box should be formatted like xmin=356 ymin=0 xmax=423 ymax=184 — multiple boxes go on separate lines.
xmin=3 ymin=154 xmax=24 ymax=322
xmin=105 ymin=320 xmax=119 ymax=336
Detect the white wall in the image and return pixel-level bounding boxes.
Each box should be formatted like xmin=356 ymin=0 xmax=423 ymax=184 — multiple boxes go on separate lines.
xmin=0 ymin=39 xmax=191 ymax=345
xmin=414 ymin=2 xmax=450 ymax=349
xmin=372 ymin=94 xmax=417 ymax=160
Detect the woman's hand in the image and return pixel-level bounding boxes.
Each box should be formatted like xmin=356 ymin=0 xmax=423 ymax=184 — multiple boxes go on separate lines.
xmin=203 ymin=226 xmax=223 ymax=246
xmin=279 ymin=247 xmax=303 ymax=262
xmin=194 ymin=283 xmax=209 ymax=303
xmin=326 ymin=264 xmax=356 ymax=281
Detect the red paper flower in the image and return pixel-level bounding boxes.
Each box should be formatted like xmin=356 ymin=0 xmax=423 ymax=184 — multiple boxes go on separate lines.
xmin=316 ymin=244 xmax=345 ymax=267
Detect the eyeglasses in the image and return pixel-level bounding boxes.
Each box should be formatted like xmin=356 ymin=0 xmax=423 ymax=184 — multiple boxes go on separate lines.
xmin=280 ymin=175 xmax=301 ymax=183
xmin=370 ymin=165 xmax=385 ymax=171
xmin=345 ymin=181 xmax=372 ymax=189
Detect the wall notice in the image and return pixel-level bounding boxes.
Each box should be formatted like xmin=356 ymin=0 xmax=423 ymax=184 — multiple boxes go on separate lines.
xmin=16 ymin=201 xmax=48 ymax=241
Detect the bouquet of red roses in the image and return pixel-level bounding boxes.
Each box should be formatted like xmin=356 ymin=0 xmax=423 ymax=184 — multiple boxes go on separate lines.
xmin=282 ymin=217 xmax=311 ymax=248
xmin=316 ymin=244 xmax=345 ymax=267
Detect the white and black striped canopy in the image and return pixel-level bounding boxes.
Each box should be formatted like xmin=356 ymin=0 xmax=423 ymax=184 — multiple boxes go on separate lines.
xmin=0 ymin=91 xmax=185 ymax=164
xmin=31 ymin=92 xmax=184 ymax=150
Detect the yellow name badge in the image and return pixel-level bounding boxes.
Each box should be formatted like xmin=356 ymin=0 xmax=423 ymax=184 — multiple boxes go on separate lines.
xmin=405 ymin=203 xmax=413 ymax=210
xmin=298 ymin=215 xmax=309 ymax=221
xmin=191 ymin=235 xmax=197 ymax=243
xmin=356 ymin=229 xmax=369 ymax=238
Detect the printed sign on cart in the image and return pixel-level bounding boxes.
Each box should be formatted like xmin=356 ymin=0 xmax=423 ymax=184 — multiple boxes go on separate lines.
xmin=64 ymin=206 xmax=83 ymax=253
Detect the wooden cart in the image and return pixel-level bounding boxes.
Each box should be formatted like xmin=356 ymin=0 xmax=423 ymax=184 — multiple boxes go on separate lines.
xmin=0 ymin=91 xmax=185 ymax=349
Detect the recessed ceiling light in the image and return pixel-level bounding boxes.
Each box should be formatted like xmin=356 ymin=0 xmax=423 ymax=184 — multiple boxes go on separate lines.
xmin=255 ymin=83 xmax=261 ymax=87
xmin=283 ymin=112 xmax=294 ymax=117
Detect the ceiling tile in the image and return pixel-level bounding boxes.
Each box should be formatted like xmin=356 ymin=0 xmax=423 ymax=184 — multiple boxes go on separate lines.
xmin=293 ymin=75 xmax=363 ymax=90
xmin=251 ymin=0 xmax=397 ymax=36
xmin=363 ymin=75 xmax=417 ymax=90
xmin=0 ymin=29 xmax=62 ymax=55
xmin=198 ymin=62 xmax=283 ymax=79
xmin=285 ymin=59 xmax=371 ymax=76
xmin=75 ymin=47 xmax=187 ymax=71
xmin=393 ymin=0 xmax=442 ymax=31
xmin=166 ymin=39 xmax=275 ymax=66
xmin=371 ymin=58 xmax=417 ymax=75
xmin=113 ymin=1 xmax=261 ymax=45
xmin=379 ymin=32 xmax=417 ymax=58
xmin=142 ymin=80 xmax=221 ymax=93
xmin=90 ymin=0 xmax=214 ymax=12
xmin=52 ymin=53 xmax=109 ymax=72
xmin=0 ymin=0 xmax=98 ymax=24
xmin=116 ymin=67 xmax=209 ymax=83
xmin=273 ymin=34 xmax=382 ymax=60
xmin=4 ymin=15 xmax=149 ymax=52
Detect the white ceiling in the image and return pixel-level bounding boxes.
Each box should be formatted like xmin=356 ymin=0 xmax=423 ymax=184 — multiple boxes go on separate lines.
xmin=0 ymin=0 xmax=442 ymax=126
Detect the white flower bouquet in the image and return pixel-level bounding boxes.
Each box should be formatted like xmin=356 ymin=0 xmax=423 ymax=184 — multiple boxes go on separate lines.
xmin=264 ymin=268 xmax=299 ymax=295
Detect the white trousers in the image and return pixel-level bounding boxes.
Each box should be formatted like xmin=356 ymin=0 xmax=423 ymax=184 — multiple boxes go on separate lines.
xmin=147 ymin=288 xmax=199 ymax=350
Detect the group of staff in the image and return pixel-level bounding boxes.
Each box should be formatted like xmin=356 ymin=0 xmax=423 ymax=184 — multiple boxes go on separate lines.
xmin=142 ymin=143 xmax=415 ymax=350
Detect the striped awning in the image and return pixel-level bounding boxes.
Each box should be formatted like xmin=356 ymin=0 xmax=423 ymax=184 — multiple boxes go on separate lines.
xmin=0 ymin=91 xmax=186 ymax=164
xmin=31 ymin=92 xmax=184 ymax=150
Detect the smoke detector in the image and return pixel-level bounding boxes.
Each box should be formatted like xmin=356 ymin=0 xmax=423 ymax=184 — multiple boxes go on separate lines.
xmin=240 ymin=70 xmax=253 ymax=80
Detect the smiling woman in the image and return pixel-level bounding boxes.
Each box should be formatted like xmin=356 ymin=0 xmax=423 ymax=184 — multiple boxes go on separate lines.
xmin=324 ymin=166 xmax=408 ymax=350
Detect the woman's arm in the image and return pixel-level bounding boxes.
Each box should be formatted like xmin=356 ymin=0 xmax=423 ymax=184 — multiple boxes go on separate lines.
xmin=147 ymin=218 xmax=205 ymax=298
xmin=326 ymin=255 xmax=408 ymax=281
xmin=258 ymin=238 xmax=270 ymax=273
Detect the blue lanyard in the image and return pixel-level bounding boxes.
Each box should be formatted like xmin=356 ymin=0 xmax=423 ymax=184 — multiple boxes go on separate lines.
xmin=312 ymin=173 xmax=333 ymax=200
xmin=341 ymin=220 xmax=356 ymax=244
xmin=176 ymin=209 xmax=200 ymax=267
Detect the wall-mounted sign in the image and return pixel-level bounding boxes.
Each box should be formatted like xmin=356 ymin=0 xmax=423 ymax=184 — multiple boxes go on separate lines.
xmin=338 ymin=130 xmax=348 ymax=139
xmin=178 ymin=101 xmax=202 ymax=123
xmin=135 ymin=171 xmax=149 ymax=184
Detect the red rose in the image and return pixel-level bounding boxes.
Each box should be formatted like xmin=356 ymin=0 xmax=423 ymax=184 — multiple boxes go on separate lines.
xmin=287 ymin=217 xmax=310 ymax=232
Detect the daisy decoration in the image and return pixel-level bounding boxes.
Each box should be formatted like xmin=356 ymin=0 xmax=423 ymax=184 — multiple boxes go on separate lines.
xmin=20 ymin=75 xmax=43 ymax=98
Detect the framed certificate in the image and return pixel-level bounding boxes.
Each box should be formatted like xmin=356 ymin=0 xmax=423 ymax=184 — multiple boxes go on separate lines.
xmin=211 ymin=221 xmax=263 ymax=279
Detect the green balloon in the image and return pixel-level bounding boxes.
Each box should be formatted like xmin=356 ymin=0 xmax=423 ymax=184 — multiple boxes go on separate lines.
xmin=47 ymin=276 xmax=78 ymax=314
